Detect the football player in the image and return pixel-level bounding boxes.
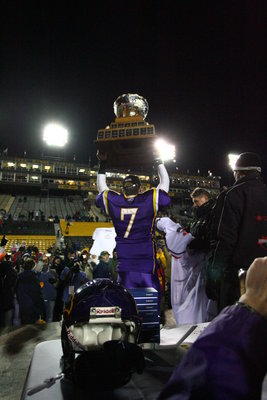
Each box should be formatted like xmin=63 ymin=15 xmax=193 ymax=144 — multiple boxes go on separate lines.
xmin=95 ymin=152 xmax=170 ymax=310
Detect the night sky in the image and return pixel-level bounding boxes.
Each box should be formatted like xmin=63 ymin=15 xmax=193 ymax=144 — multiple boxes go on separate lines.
xmin=0 ymin=1 xmax=266 ymax=184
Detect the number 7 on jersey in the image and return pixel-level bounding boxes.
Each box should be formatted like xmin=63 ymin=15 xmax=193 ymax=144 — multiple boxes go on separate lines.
xmin=121 ymin=208 xmax=138 ymax=238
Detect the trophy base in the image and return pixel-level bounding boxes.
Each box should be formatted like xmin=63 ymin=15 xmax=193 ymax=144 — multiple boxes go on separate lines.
xmin=95 ymin=137 xmax=156 ymax=172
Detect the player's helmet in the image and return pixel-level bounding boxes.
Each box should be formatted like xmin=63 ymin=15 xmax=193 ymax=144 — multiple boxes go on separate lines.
xmin=61 ymin=279 xmax=144 ymax=389
xmin=123 ymin=175 xmax=141 ymax=197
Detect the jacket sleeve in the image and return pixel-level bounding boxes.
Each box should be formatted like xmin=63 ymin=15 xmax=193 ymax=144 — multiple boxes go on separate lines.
xmin=158 ymin=305 xmax=267 ymax=400
xmin=157 ymin=163 xmax=170 ymax=193
xmin=208 ymin=188 xmax=244 ymax=273
xmin=97 ymin=173 xmax=109 ymax=194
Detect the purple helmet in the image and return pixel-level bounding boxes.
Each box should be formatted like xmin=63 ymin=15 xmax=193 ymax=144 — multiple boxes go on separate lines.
xmin=61 ymin=279 xmax=144 ymax=389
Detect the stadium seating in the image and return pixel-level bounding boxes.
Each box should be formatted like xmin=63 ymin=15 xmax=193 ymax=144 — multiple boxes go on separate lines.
xmin=0 ymin=194 xmax=15 ymax=213
xmin=8 ymin=195 xmax=90 ymax=221
xmin=4 ymin=235 xmax=56 ymax=254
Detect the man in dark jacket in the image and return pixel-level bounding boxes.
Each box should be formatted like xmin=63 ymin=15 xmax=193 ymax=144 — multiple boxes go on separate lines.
xmin=206 ymin=152 xmax=267 ymax=311
xmin=93 ymin=251 xmax=111 ymax=279
xmin=0 ymin=258 xmax=17 ymax=327
xmin=39 ymin=257 xmax=58 ymax=323
xmin=16 ymin=258 xmax=45 ymax=324
xmin=188 ymin=188 xmax=214 ymax=252
xmin=51 ymin=255 xmax=65 ymax=321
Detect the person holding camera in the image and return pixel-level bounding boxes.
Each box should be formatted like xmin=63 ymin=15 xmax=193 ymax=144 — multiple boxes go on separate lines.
xmin=50 ymin=255 xmax=65 ymax=320
xmin=60 ymin=258 xmax=87 ymax=305
xmin=39 ymin=256 xmax=59 ymax=323
xmin=80 ymin=249 xmax=94 ymax=282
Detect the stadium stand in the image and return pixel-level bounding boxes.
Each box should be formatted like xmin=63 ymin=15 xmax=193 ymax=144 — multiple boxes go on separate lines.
xmin=0 ymin=194 xmax=15 ymax=213
xmin=7 ymin=195 xmax=93 ymax=221
xmin=4 ymin=235 xmax=56 ymax=254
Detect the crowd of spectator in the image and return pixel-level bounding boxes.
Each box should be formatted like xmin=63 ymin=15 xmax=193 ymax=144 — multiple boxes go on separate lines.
xmin=0 ymin=230 xmax=174 ymax=329
xmin=0 ymin=238 xmax=121 ymax=328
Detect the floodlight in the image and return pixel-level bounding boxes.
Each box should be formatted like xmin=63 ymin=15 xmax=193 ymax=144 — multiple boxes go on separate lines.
xmin=43 ymin=123 xmax=68 ymax=147
xmin=228 ymin=153 xmax=239 ymax=170
xmin=154 ymin=139 xmax=176 ymax=161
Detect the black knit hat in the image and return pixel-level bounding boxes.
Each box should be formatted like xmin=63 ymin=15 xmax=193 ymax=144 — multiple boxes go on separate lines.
xmin=234 ymin=152 xmax=262 ymax=173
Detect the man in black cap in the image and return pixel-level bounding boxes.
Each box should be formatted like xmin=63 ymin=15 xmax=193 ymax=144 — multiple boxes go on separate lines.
xmin=93 ymin=251 xmax=111 ymax=279
xmin=206 ymin=152 xmax=267 ymax=311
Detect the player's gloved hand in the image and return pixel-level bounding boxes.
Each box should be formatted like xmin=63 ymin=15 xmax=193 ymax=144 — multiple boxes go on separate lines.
xmin=97 ymin=150 xmax=108 ymax=174
xmin=97 ymin=150 xmax=108 ymax=161
xmin=152 ymin=149 xmax=163 ymax=166
xmin=154 ymin=157 xmax=164 ymax=166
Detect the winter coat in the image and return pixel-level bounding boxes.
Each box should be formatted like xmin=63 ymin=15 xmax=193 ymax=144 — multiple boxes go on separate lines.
xmin=16 ymin=270 xmax=45 ymax=316
xmin=39 ymin=267 xmax=58 ymax=301
xmin=188 ymin=199 xmax=214 ymax=252
xmin=206 ymin=173 xmax=267 ymax=309
xmin=0 ymin=261 xmax=17 ymax=311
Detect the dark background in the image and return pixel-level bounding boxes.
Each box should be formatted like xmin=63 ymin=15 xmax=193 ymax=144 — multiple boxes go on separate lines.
xmin=0 ymin=1 xmax=266 ymax=184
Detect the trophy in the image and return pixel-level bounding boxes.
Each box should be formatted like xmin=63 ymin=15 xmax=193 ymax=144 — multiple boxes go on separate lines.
xmin=94 ymin=94 xmax=158 ymax=172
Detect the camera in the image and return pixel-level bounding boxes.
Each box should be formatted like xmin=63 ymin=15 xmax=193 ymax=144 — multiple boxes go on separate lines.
xmin=70 ymin=260 xmax=81 ymax=274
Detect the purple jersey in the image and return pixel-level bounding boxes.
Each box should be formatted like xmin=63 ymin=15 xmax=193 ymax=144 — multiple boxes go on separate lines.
xmin=96 ymin=188 xmax=170 ymax=273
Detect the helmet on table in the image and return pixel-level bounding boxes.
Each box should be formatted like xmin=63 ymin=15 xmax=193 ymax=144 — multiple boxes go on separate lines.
xmin=61 ymin=278 xmax=144 ymax=389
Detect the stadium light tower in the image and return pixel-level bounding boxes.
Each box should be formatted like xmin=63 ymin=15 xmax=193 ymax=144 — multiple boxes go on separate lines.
xmin=154 ymin=138 xmax=176 ymax=162
xmin=43 ymin=123 xmax=68 ymax=147
xmin=228 ymin=153 xmax=239 ymax=170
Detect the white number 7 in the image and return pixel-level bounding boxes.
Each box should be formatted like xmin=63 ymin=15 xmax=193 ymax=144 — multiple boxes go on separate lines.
xmin=121 ymin=208 xmax=138 ymax=238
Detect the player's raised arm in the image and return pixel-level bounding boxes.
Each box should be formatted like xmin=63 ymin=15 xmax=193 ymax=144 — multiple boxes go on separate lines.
xmin=156 ymin=159 xmax=170 ymax=193
xmin=96 ymin=151 xmax=109 ymax=194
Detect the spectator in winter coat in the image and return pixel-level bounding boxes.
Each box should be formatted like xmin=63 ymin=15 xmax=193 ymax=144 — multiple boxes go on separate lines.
xmin=189 ymin=188 xmax=214 ymax=252
xmin=206 ymin=152 xmax=267 ymax=311
xmin=0 ymin=257 xmax=17 ymax=327
xmin=39 ymin=261 xmax=58 ymax=322
xmin=51 ymin=255 xmax=65 ymax=321
xmin=109 ymin=248 xmax=118 ymax=283
xmin=93 ymin=251 xmax=111 ymax=279
xmin=60 ymin=259 xmax=87 ymax=304
xmin=16 ymin=258 xmax=45 ymax=324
